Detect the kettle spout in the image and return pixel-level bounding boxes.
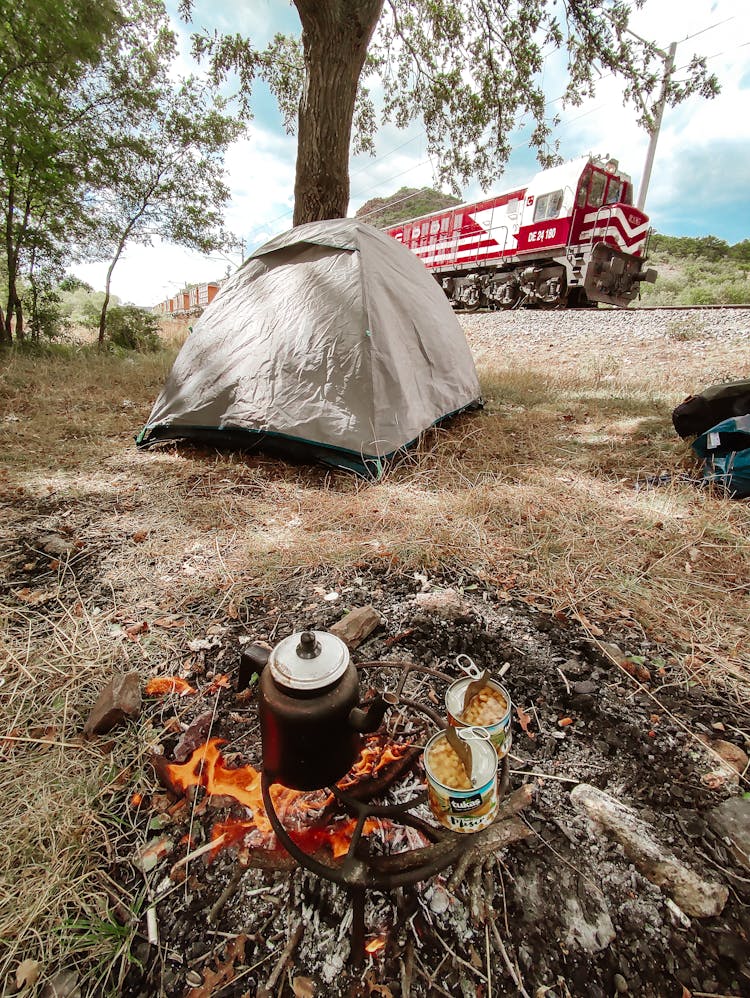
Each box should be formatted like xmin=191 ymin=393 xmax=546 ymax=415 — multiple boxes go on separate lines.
xmin=349 ymin=691 xmax=398 ymax=734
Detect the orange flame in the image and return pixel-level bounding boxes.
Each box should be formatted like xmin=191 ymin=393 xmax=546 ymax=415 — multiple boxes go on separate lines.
xmin=365 ymin=936 xmax=387 ymax=955
xmin=145 ymin=677 xmax=196 ymax=696
xmin=163 ymin=737 xmax=409 ymax=858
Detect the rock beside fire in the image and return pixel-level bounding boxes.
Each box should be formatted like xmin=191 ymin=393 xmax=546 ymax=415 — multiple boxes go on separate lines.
xmin=708 ymin=739 xmax=749 ymax=776
xmin=708 ymin=797 xmax=750 ymax=873
xmin=82 ymin=671 xmax=141 ymax=737
xmin=36 ymin=532 xmax=76 ymax=558
xmin=413 ymin=588 xmax=471 ymax=620
xmin=570 ymin=783 xmax=728 ymax=918
xmin=329 ymin=605 xmax=383 ymax=649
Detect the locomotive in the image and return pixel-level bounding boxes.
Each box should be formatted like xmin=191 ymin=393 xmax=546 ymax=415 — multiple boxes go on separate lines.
xmin=384 ymin=155 xmax=657 ymax=309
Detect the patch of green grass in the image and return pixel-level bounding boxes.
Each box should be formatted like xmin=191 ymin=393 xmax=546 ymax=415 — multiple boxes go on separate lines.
xmin=638 ymin=251 xmax=750 ymax=306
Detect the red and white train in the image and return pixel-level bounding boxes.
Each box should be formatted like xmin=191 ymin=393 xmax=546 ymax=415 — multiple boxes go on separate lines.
xmin=384 ymin=155 xmax=656 ymax=309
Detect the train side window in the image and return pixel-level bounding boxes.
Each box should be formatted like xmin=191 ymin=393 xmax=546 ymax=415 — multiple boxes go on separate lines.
xmin=429 ymin=219 xmax=440 ymax=236
xmin=622 ymin=183 xmax=633 ymax=206
xmin=507 ymin=197 xmax=519 ymax=217
xmin=411 ymin=225 xmax=421 ymax=243
xmin=589 ymin=171 xmax=606 ymax=207
xmin=533 ymin=190 xmax=563 ymax=222
xmin=452 ymin=213 xmax=463 ymax=232
xmin=440 ymin=215 xmax=450 ymax=233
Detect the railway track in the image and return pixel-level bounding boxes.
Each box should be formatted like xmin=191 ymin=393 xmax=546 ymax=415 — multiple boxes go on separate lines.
xmin=458 ymin=302 xmax=750 ymax=314
xmin=629 ymin=303 xmax=750 ymax=312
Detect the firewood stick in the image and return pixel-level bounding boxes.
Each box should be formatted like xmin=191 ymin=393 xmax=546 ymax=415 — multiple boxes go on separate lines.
xmin=496 ymin=782 xmax=535 ymax=817
xmin=447 ymin=816 xmax=531 ymax=890
xmin=173 ymin=834 xmax=226 ymax=872
xmin=485 ymin=923 xmax=492 ymax=998
xmin=261 ymin=920 xmax=303 ymax=994
xmin=490 ymin=921 xmax=531 ymax=998
xmin=208 ymin=865 xmax=247 ymax=924
xmin=400 ymin=938 xmax=414 ymax=998
xmin=146 ymin=904 xmax=158 ymax=947
xmin=413 ymin=956 xmax=456 ymax=998
xmin=469 ymin=863 xmax=483 ymax=924
xmin=434 ymin=932 xmax=487 ymax=983
xmin=482 ymin=857 xmax=494 ymax=922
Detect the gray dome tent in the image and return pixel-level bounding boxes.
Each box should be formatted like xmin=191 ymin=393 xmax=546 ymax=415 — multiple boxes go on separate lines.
xmin=138 ymin=218 xmax=481 ymax=475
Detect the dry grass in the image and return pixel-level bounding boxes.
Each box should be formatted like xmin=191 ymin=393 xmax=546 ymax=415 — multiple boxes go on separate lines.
xmin=1 ymin=330 xmax=749 ymax=991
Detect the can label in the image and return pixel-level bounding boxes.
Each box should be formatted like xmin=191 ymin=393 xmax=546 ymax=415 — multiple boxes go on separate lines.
xmin=446 ymin=677 xmax=512 ymax=757
xmin=424 ymin=731 xmax=498 ymax=833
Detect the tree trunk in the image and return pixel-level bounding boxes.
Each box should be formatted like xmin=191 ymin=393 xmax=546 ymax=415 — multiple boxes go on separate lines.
xmin=292 ymin=0 xmax=383 ymax=225
xmin=3 ymin=174 xmax=16 ymax=343
xmin=14 ymin=295 xmax=23 ymax=341
xmin=5 ymin=269 xmax=23 ymax=343
xmin=98 ymin=233 xmax=128 ymax=347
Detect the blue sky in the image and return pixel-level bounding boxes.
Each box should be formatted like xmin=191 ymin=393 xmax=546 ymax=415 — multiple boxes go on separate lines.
xmin=74 ymin=0 xmax=750 ymax=305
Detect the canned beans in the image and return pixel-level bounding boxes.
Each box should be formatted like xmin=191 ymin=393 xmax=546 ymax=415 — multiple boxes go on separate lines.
xmin=427 ymin=735 xmax=471 ymax=790
xmin=461 ymin=685 xmax=508 ymax=726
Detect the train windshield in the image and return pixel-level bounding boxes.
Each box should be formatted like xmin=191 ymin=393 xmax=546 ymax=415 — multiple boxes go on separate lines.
xmin=589 ymin=171 xmax=606 ymax=207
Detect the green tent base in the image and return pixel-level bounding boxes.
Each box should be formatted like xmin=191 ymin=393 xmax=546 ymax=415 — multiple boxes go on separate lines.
xmin=136 ymin=401 xmax=481 ymax=479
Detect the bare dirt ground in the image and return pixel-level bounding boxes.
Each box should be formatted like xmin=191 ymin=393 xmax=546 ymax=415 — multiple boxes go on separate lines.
xmin=0 ymin=308 xmax=749 ymax=997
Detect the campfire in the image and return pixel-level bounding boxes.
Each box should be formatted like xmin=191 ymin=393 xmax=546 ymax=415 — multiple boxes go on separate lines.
xmin=146 ymin=648 xmax=534 ymax=984
xmin=154 ymin=734 xmax=412 ymax=860
xmin=109 ymin=592 xmax=746 ymax=998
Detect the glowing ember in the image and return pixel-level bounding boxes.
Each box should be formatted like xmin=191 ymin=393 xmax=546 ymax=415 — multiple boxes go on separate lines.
xmin=145 ymin=677 xmax=196 ymax=696
xmin=129 ymin=792 xmax=143 ymax=807
xmin=162 ymin=737 xmax=409 ymax=859
xmin=365 ymin=936 xmax=387 ymax=955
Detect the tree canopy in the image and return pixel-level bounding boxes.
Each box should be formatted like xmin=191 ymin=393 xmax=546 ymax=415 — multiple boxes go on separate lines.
xmin=180 ymin=0 xmax=719 ymax=224
xmin=0 ymin=0 xmax=241 ymax=345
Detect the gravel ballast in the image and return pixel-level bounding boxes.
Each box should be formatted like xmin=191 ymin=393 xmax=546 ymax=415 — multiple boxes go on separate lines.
xmin=460 ymin=307 xmax=750 ymax=391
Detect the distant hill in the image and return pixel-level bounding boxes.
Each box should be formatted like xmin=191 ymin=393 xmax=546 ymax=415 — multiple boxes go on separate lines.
xmin=356 ymin=186 xmax=461 ymax=229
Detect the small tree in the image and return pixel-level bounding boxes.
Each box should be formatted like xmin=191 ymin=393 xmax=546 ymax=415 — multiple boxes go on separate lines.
xmin=180 ymin=0 xmax=719 ymax=225
xmin=0 ymin=0 xmax=121 ymax=342
xmin=0 ymin=0 xmax=241 ymax=347
xmin=88 ymin=76 xmax=242 ymax=345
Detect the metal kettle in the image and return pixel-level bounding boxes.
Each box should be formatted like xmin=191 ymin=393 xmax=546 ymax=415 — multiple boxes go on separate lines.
xmin=258 ymin=629 xmax=394 ymax=791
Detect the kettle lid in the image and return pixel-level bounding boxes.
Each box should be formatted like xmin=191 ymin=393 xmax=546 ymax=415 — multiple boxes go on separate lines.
xmin=269 ymin=629 xmax=349 ymax=691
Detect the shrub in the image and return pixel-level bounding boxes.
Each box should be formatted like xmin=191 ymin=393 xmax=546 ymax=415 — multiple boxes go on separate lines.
xmin=105 ymin=305 xmax=161 ymax=352
xmin=686 ymin=286 xmax=715 ymax=306
xmin=22 ymin=278 xmax=69 ymax=340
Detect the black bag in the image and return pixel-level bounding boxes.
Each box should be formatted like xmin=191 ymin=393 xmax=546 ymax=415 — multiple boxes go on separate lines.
xmin=672 ymin=379 xmax=750 ymax=438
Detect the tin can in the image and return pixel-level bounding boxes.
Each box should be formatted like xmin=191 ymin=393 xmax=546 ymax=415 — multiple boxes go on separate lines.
xmin=423 ymin=728 xmax=498 ymax=833
xmin=445 ymin=675 xmax=512 ymax=757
